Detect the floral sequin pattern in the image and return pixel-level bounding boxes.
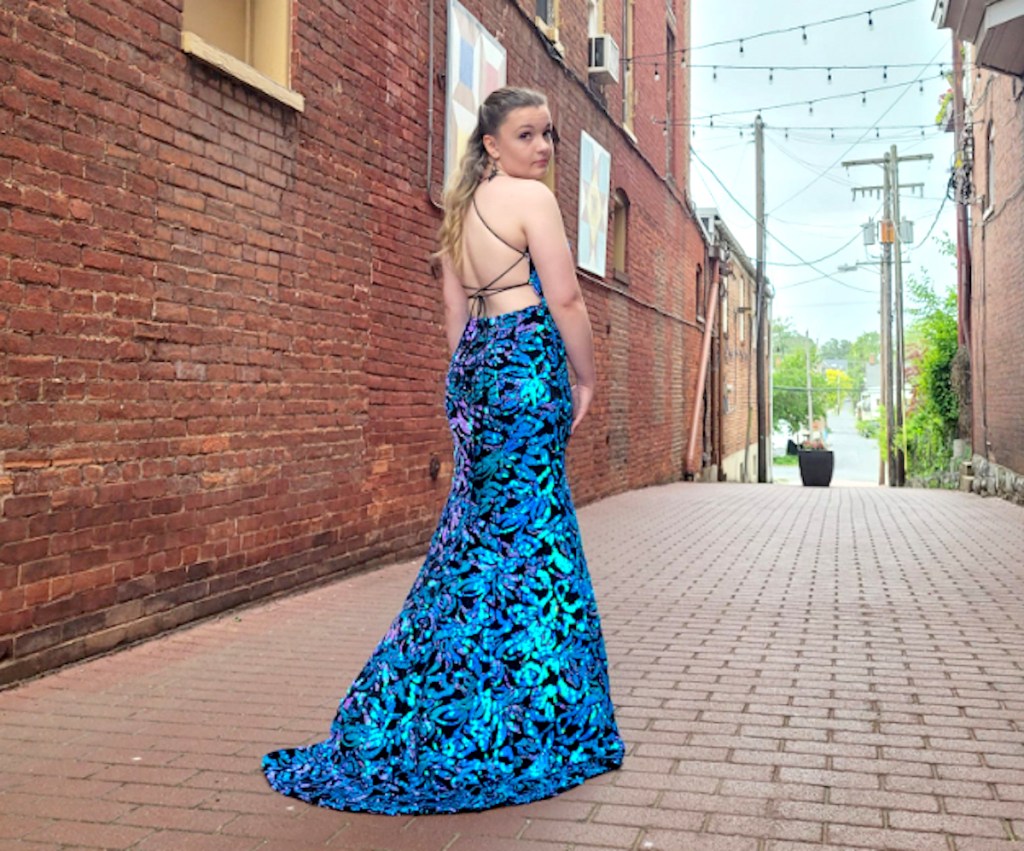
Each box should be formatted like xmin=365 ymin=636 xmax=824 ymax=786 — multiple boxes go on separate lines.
xmin=262 ymin=294 xmax=624 ymax=814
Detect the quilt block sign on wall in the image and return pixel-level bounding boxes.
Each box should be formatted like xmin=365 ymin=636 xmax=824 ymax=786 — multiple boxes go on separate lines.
xmin=445 ymin=0 xmax=507 ymax=183
xmin=576 ymin=131 xmax=611 ymax=277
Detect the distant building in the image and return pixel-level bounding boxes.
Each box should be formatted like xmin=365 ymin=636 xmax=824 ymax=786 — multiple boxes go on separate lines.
xmin=857 ymin=362 xmax=883 ymax=421
xmin=697 ymin=210 xmax=763 ymax=483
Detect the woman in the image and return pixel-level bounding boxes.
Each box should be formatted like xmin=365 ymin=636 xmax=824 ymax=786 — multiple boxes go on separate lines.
xmin=262 ymin=86 xmax=624 ymax=815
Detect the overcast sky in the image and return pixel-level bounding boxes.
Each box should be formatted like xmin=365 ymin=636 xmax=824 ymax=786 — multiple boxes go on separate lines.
xmin=687 ymin=0 xmax=956 ymax=344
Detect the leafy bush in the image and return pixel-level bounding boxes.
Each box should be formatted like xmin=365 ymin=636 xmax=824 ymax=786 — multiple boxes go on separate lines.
xmin=902 ymin=275 xmax=959 ymax=477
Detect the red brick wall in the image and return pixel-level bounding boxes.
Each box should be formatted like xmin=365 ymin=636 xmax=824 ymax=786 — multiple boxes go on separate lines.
xmin=0 ymin=0 xmax=706 ymax=683
xmin=968 ymin=70 xmax=1024 ymax=478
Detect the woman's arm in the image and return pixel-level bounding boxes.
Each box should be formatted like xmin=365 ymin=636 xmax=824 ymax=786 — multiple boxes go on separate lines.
xmin=521 ymin=183 xmax=597 ymax=433
xmin=440 ymin=254 xmax=470 ymax=355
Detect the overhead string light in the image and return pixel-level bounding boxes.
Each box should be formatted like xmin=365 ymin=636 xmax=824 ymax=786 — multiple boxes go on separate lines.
xmin=883 ymin=65 xmax=889 ymax=80
xmin=654 ymin=64 xmax=660 ymax=81
xmin=620 ymin=0 xmax=916 ymax=69
xmin=769 ymin=67 xmax=774 ymax=84
xmin=868 ymin=10 xmax=875 ymax=29
xmin=827 ymin=67 xmax=833 ymax=84
xmin=689 ymin=75 xmax=938 ymax=121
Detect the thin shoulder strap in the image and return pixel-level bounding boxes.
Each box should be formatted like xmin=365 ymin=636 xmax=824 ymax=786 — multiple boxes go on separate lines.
xmin=472 ymin=195 xmax=528 ymax=257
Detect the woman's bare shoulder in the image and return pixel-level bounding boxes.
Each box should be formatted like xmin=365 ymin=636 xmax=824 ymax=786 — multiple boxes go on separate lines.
xmin=503 ymin=176 xmax=556 ymax=202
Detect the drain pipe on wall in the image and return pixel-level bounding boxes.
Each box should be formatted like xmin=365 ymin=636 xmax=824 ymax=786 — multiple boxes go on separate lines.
xmin=425 ymin=0 xmax=443 ymax=211
xmin=685 ymin=256 xmax=720 ymax=478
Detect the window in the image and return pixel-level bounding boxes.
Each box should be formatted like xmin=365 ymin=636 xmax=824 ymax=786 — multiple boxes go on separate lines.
xmin=181 ymin=0 xmax=303 ymax=111
xmin=695 ymin=264 xmax=704 ymax=320
xmin=622 ymin=0 xmax=635 ymax=130
xmin=721 ymin=283 xmax=729 ymax=337
xmin=739 ymin=280 xmax=748 ymax=343
xmin=985 ymin=120 xmax=995 ymax=214
xmin=612 ymin=189 xmax=629 ymax=279
xmin=536 ymin=0 xmax=559 ymax=42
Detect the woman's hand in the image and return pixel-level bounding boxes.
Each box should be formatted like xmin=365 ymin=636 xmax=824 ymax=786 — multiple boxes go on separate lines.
xmin=571 ymin=383 xmax=594 ymax=435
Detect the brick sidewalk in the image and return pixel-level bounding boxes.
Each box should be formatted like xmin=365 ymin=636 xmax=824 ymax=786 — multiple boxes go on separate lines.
xmin=1 ymin=483 xmax=1022 ymax=851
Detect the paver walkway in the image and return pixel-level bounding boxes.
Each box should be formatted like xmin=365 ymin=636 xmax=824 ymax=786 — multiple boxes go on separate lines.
xmin=1 ymin=483 xmax=1022 ymax=851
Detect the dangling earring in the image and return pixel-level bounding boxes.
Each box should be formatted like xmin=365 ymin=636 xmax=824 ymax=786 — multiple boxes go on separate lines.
xmin=488 ymin=159 xmax=499 ymax=180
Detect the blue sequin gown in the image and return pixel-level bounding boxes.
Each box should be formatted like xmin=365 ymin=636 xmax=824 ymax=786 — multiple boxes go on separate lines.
xmin=262 ymin=272 xmax=624 ymax=814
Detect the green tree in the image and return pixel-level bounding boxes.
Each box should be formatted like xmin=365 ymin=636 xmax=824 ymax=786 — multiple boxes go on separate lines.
xmin=847 ymin=330 xmax=880 ymax=395
xmin=901 ymin=274 xmax=959 ymax=477
xmin=820 ymin=338 xmax=852 ymax=361
xmin=771 ymin=318 xmax=809 ymax=361
xmin=772 ymin=343 xmax=832 ymax=432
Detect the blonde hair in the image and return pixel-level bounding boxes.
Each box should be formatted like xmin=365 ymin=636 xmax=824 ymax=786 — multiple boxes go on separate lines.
xmin=437 ymin=87 xmax=548 ymax=274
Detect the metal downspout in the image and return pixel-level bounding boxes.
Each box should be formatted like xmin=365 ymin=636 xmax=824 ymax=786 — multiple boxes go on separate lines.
xmin=685 ymin=260 xmax=720 ymax=477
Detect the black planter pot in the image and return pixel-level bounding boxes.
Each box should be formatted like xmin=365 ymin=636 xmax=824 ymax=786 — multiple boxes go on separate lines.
xmin=798 ymin=449 xmax=834 ymax=487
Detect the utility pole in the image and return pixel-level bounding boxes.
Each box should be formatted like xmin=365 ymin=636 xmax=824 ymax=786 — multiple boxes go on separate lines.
xmin=881 ymin=157 xmax=895 ymax=486
xmin=890 ymin=145 xmax=907 ymax=487
xmin=755 ymin=114 xmax=767 ymax=483
xmin=842 ymin=150 xmax=932 ymax=486
xmin=804 ymin=334 xmax=814 ymax=435
xmin=951 ymin=37 xmax=972 ymax=350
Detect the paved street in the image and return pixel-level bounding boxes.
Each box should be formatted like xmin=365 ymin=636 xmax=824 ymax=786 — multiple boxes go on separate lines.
xmin=774 ymin=404 xmax=879 ymax=487
xmin=1 ymin=483 xmax=1022 ymax=851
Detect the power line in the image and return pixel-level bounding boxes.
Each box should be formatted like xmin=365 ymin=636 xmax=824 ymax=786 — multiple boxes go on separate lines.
xmin=689 ymin=146 xmax=877 ymax=295
xmin=766 ymin=229 xmax=863 ymax=268
xmin=914 ymin=181 xmax=950 ymax=247
xmin=765 ymin=44 xmax=947 ymax=215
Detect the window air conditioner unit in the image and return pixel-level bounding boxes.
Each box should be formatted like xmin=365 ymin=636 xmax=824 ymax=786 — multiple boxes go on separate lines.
xmin=588 ymin=34 xmax=620 ymax=85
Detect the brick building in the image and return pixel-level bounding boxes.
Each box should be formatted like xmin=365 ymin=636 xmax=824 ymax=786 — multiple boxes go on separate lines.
xmin=698 ymin=210 xmax=759 ymax=483
xmin=933 ymin=0 xmax=1024 ymax=502
xmin=0 ymin=0 xmax=710 ymax=683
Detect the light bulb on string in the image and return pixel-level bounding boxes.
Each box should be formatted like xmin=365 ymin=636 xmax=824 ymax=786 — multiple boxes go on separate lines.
xmin=739 ymin=39 xmax=744 ymax=55
xmin=712 ymin=66 xmax=718 ymax=81
xmin=654 ymin=64 xmax=660 ymax=81
xmin=827 ymin=67 xmax=833 ymax=84
xmin=830 ymin=128 xmax=835 ymax=139
xmin=918 ymin=80 xmax=924 ymax=93
xmin=768 ymin=67 xmax=774 ymax=84
xmin=868 ymin=10 xmax=874 ymax=29
xmin=784 ymin=128 xmax=789 ymax=139
xmin=808 ymin=102 xmax=814 ymax=116
xmin=875 ymin=127 xmax=880 ymax=138
xmin=802 ymin=26 xmax=808 ymax=44
xmin=883 ymin=65 xmax=888 ymax=81
xmin=710 ymin=115 xmax=715 ymax=128
xmin=861 ymin=91 xmax=867 ymax=105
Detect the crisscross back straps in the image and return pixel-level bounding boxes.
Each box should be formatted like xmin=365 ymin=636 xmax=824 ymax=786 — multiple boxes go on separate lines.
xmin=465 ymin=196 xmax=532 ymax=317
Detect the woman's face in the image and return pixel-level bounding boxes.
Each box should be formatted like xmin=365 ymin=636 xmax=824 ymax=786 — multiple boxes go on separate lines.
xmin=485 ymin=104 xmax=554 ymax=181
